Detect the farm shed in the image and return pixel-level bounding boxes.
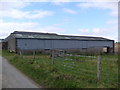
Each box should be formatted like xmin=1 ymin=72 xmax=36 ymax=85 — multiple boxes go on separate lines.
xmin=0 ymin=39 xmax=8 ymax=50
xmin=4 ymin=31 xmax=114 ymax=53
xmin=0 ymin=39 xmax=2 ymax=50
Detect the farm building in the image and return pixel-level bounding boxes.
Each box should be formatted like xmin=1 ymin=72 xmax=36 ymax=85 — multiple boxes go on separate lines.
xmin=0 ymin=39 xmax=7 ymax=50
xmin=4 ymin=31 xmax=114 ymax=54
xmin=0 ymin=39 xmax=2 ymax=50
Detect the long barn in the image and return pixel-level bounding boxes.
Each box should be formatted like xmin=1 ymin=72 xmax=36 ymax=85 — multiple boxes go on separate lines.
xmin=4 ymin=31 xmax=114 ymax=53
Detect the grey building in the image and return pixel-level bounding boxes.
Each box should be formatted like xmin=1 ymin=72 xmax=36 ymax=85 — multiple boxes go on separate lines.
xmin=0 ymin=39 xmax=8 ymax=50
xmin=0 ymin=39 xmax=2 ymax=50
xmin=4 ymin=31 xmax=114 ymax=53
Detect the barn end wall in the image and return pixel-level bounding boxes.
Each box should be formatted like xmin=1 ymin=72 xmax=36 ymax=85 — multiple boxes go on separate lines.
xmin=16 ymin=39 xmax=114 ymax=53
xmin=8 ymin=35 xmax=16 ymax=52
xmin=0 ymin=43 xmax=2 ymax=50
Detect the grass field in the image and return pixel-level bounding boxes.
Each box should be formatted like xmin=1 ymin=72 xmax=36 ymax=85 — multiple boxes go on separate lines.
xmin=2 ymin=50 xmax=118 ymax=88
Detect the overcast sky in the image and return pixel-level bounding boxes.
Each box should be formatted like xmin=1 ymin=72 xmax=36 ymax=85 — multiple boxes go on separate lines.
xmin=0 ymin=0 xmax=118 ymax=42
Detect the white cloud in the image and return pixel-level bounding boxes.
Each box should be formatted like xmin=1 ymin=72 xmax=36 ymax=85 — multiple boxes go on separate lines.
xmin=77 ymin=2 xmax=118 ymax=16
xmin=27 ymin=10 xmax=54 ymax=19
xmin=92 ymin=28 xmax=101 ymax=33
xmin=0 ymin=9 xmax=54 ymax=19
xmin=35 ymin=26 xmax=65 ymax=33
xmin=77 ymin=2 xmax=117 ymax=9
xmin=77 ymin=2 xmax=118 ymax=41
xmin=0 ymin=1 xmax=30 ymax=10
xmin=0 ymin=20 xmax=65 ymax=38
xmin=1 ymin=0 xmax=119 ymax=2
xmin=77 ymin=27 xmax=118 ymax=41
xmin=110 ymin=10 xmax=118 ymax=16
xmin=77 ymin=28 xmax=89 ymax=33
xmin=52 ymin=2 xmax=67 ymax=5
xmin=107 ymin=19 xmax=117 ymax=24
xmin=0 ymin=1 xmax=54 ymax=19
xmin=0 ymin=20 xmax=38 ymax=38
xmin=0 ymin=9 xmax=27 ymax=19
xmin=63 ymin=8 xmax=77 ymax=14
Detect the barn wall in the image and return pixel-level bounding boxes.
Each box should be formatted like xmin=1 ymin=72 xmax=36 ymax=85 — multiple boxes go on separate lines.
xmin=17 ymin=39 xmax=45 ymax=50
xmin=16 ymin=39 xmax=114 ymax=52
xmin=0 ymin=43 xmax=2 ymax=50
xmin=8 ymin=35 xmax=16 ymax=52
xmin=87 ymin=41 xmax=113 ymax=48
xmin=52 ymin=40 xmax=86 ymax=49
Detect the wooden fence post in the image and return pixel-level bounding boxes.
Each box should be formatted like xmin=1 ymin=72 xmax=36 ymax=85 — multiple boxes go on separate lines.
xmin=52 ymin=50 xmax=54 ymax=64
xmin=33 ymin=50 xmax=35 ymax=59
xmin=62 ymin=50 xmax=65 ymax=60
xmin=19 ymin=51 xmax=21 ymax=56
xmin=50 ymin=50 xmax=52 ymax=58
xmin=97 ymin=55 xmax=101 ymax=81
xmin=20 ymin=50 xmax=23 ymax=58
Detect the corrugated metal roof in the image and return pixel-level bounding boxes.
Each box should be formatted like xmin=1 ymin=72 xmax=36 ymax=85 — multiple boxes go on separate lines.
xmin=11 ymin=31 xmax=112 ymax=41
xmin=13 ymin=34 xmax=71 ymax=39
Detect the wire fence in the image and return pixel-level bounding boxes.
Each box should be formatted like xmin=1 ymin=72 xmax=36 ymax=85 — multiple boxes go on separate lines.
xmin=52 ymin=55 xmax=99 ymax=79
xmin=19 ymin=50 xmax=118 ymax=82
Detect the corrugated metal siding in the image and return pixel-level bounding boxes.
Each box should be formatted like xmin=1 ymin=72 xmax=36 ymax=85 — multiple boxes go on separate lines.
xmin=87 ymin=41 xmax=113 ymax=48
xmin=44 ymin=40 xmax=52 ymax=49
xmin=16 ymin=39 xmax=114 ymax=50
xmin=52 ymin=40 xmax=83 ymax=49
xmin=17 ymin=39 xmax=45 ymax=50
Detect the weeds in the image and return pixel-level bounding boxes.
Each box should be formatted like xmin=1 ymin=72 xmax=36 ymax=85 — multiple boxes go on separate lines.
xmin=2 ymin=50 xmax=118 ymax=88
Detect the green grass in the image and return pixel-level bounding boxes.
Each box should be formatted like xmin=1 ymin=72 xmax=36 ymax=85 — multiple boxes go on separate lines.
xmin=2 ymin=50 xmax=118 ymax=88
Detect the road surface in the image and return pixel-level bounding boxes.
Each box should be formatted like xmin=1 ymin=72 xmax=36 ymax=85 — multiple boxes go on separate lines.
xmin=1 ymin=56 xmax=41 ymax=88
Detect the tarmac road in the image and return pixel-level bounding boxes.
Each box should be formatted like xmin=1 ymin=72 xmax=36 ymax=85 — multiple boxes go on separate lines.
xmin=1 ymin=56 xmax=41 ymax=88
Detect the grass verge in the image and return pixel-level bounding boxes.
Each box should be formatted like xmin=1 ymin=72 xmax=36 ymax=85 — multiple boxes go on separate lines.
xmin=2 ymin=50 xmax=118 ymax=88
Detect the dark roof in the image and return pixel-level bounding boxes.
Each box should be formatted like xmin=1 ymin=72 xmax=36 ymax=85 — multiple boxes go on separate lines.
xmin=9 ymin=31 xmax=113 ymax=41
xmin=13 ymin=31 xmax=58 ymax=35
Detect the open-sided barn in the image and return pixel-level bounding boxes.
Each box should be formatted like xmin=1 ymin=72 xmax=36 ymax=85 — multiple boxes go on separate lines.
xmin=4 ymin=31 xmax=114 ymax=53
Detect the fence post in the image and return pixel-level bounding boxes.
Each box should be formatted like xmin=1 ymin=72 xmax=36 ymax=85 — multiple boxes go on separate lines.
xmin=20 ymin=51 xmax=22 ymax=56
xmin=52 ymin=50 xmax=54 ymax=64
xmin=20 ymin=50 xmax=23 ymax=58
xmin=97 ymin=55 xmax=101 ymax=81
xmin=33 ymin=50 xmax=35 ymax=59
xmin=50 ymin=50 xmax=52 ymax=58
xmin=62 ymin=50 xmax=65 ymax=60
